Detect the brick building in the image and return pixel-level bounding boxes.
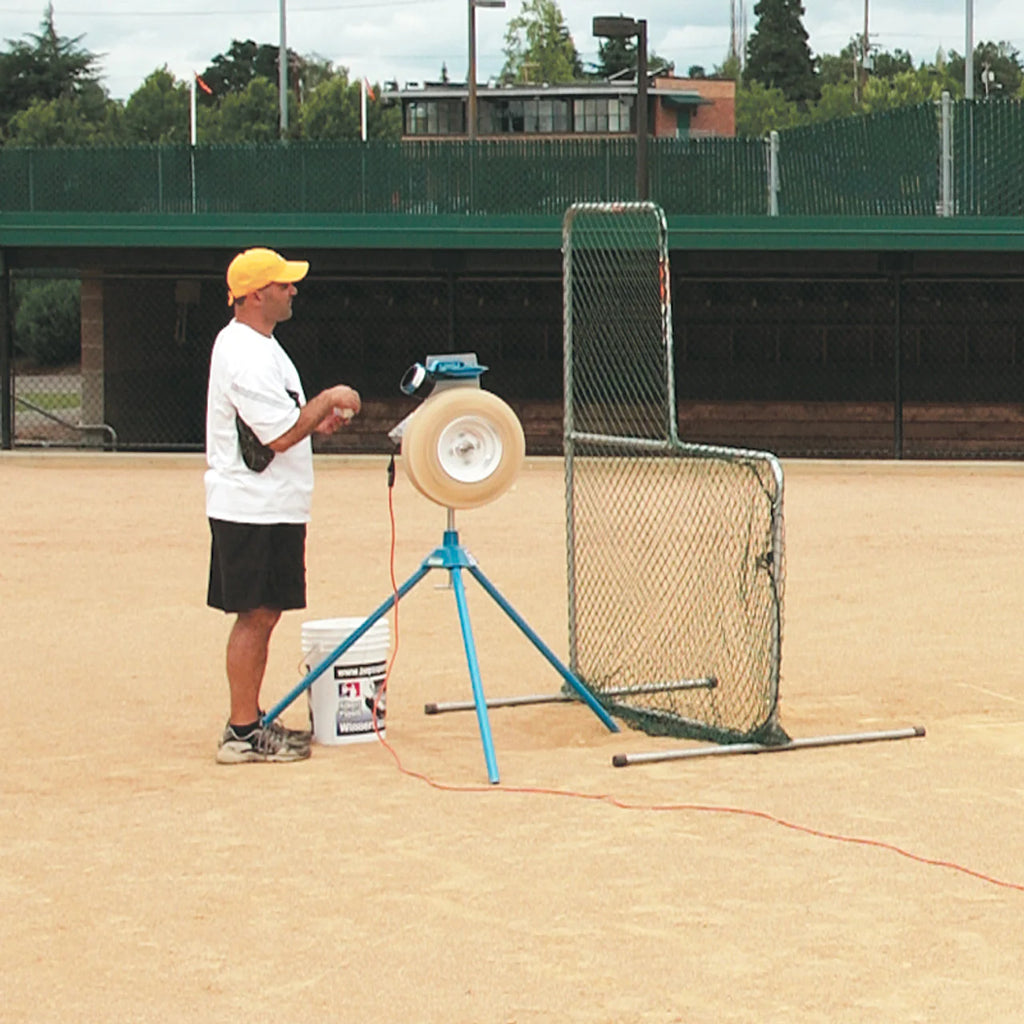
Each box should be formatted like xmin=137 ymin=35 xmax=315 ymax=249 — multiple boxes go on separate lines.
xmin=388 ymin=73 xmax=735 ymax=140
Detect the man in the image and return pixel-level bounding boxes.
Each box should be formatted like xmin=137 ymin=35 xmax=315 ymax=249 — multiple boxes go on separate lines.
xmin=205 ymin=247 xmax=360 ymax=763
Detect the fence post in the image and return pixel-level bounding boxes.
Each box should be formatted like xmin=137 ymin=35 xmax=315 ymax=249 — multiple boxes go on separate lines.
xmin=0 ymin=251 xmax=10 ymax=449
xmin=893 ymin=270 xmax=903 ymax=458
xmin=939 ymin=91 xmax=953 ymax=216
xmin=768 ymin=130 xmax=780 ymax=216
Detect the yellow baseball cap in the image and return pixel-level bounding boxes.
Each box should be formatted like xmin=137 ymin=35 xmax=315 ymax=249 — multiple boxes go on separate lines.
xmin=226 ymin=247 xmax=309 ymax=304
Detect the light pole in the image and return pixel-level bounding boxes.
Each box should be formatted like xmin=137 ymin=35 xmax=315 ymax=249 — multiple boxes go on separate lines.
xmin=593 ymin=15 xmax=649 ymax=200
xmin=279 ymin=0 xmax=288 ymax=135
xmin=468 ymin=0 xmax=506 ymax=140
xmin=965 ymin=0 xmax=974 ymax=99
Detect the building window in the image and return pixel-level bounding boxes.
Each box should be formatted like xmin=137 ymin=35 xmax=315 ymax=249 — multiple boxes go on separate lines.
xmin=406 ymin=100 xmax=464 ymax=136
xmin=572 ymin=97 xmax=633 ymax=134
xmin=532 ymin=98 xmax=570 ymax=133
xmin=478 ymin=97 xmax=571 ymax=135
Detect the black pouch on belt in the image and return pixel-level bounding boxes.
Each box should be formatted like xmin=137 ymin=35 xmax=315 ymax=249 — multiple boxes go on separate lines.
xmin=235 ymin=414 xmax=275 ymax=472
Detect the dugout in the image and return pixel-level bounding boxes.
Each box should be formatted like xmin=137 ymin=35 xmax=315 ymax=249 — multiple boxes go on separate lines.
xmin=4 ymin=215 xmax=1024 ymax=458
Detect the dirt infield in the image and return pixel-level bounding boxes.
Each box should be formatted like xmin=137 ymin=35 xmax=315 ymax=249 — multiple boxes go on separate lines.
xmin=2 ymin=453 xmax=1023 ymax=1023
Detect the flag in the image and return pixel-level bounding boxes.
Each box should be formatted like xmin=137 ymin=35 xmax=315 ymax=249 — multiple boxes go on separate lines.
xmin=195 ymin=73 xmax=213 ymax=96
xmin=364 ymin=78 xmax=376 ymax=102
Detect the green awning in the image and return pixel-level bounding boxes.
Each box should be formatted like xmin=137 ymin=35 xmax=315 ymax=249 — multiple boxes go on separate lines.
xmin=657 ymin=92 xmax=712 ymax=108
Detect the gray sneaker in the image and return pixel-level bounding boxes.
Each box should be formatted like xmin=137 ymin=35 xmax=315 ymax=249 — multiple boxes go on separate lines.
xmin=216 ymin=721 xmax=311 ymax=764
xmin=261 ymin=711 xmax=312 ymax=748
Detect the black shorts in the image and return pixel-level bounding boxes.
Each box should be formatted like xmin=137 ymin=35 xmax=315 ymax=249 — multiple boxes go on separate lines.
xmin=207 ymin=519 xmax=307 ymax=613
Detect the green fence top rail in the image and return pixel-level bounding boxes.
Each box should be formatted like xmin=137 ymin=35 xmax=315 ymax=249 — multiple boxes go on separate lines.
xmin=0 ymin=211 xmax=563 ymax=250
xmin=3 ymin=211 xmax=1024 ymax=253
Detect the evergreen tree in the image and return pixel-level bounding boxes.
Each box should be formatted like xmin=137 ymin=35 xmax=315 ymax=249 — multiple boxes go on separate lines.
xmin=595 ymin=36 xmax=634 ymax=79
xmin=744 ymin=0 xmax=818 ymax=104
xmin=501 ymin=0 xmax=582 ymax=84
xmin=594 ymin=36 xmax=673 ymax=80
xmin=0 ymin=4 xmax=105 ymax=135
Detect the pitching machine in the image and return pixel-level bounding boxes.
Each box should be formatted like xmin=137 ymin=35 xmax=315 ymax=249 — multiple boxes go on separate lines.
xmin=262 ymin=355 xmax=618 ymax=783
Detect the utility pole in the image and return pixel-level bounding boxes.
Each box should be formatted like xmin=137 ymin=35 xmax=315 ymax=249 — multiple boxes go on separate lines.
xmin=862 ymin=0 xmax=869 ymax=96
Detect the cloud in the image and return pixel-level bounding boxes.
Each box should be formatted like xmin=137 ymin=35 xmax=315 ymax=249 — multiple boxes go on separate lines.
xmin=0 ymin=0 xmax=1021 ymax=101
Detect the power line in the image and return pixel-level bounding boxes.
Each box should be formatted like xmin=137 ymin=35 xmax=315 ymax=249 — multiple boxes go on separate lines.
xmin=0 ymin=0 xmax=428 ymax=15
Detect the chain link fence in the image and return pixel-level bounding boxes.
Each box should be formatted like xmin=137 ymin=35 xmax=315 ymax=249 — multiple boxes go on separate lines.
xmin=2 ymin=98 xmax=1024 ymax=216
xmin=9 ymin=264 xmax=1024 ymax=458
xmin=674 ymin=270 xmax=1024 ymax=457
xmin=7 ymin=269 xmax=566 ymax=453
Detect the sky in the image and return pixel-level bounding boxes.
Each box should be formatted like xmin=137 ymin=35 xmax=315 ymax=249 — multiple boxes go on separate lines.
xmin=0 ymin=0 xmax=1022 ymax=102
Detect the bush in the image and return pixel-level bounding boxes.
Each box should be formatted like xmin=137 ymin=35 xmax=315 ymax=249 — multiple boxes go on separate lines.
xmin=13 ymin=278 xmax=81 ymax=367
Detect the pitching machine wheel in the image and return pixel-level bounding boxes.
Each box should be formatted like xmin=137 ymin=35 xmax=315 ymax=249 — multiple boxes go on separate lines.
xmin=401 ymin=388 xmax=525 ymax=509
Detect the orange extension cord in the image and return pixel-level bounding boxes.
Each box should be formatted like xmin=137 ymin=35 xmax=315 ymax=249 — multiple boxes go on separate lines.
xmin=369 ymin=458 xmax=1024 ymax=896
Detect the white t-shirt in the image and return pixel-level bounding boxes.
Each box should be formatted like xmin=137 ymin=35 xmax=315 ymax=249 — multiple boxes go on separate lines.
xmin=204 ymin=318 xmax=313 ymax=524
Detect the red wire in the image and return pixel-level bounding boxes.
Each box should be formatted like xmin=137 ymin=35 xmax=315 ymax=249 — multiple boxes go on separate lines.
xmin=370 ymin=471 xmax=1024 ymax=896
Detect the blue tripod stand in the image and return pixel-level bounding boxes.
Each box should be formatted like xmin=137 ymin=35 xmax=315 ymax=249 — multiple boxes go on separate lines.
xmin=262 ymin=509 xmax=619 ymax=784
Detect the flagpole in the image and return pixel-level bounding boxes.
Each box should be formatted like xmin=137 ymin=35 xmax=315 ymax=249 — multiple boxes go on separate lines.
xmin=189 ymin=74 xmax=197 ymax=214
xmin=361 ymin=77 xmax=367 ymax=142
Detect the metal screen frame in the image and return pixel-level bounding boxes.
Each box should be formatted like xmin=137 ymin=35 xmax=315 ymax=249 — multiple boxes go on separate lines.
xmin=563 ymin=201 xmax=787 ymax=744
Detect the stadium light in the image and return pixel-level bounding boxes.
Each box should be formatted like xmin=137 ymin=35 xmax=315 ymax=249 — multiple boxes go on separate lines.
xmin=593 ymin=15 xmax=649 ymax=200
xmin=468 ymin=0 xmax=507 ymax=141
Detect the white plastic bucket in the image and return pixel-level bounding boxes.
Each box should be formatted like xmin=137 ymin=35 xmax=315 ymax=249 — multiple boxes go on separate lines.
xmin=302 ymin=617 xmax=389 ymax=745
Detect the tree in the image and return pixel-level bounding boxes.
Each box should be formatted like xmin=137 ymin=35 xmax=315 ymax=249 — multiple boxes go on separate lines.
xmin=817 ymin=45 xmax=858 ymax=90
xmin=860 ymin=69 xmax=940 ymax=113
xmin=0 ymin=4 xmax=105 ymax=135
xmin=871 ymin=48 xmax=915 ymax=81
xmin=501 ymin=0 xmax=582 ymax=85
xmin=13 ymin=278 xmax=80 ymax=366
xmin=200 ymin=40 xmax=276 ymax=97
xmin=594 ymin=36 xmax=673 ymax=80
xmin=294 ymin=53 xmax=337 ymax=98
xmin=803 ymin=80 xmax=859 ymax=123
xmin=595 ymin=36 xmax=634 ymax=78
xmin=200 ymin=76 xmax=279 ymax=143
xmin=124 ymin=68 xmax=189 ymax=144
xmin=7 ymin=80 xmax=123 ymax=146
xmin=713 ymin=53 xmax=742 ymax=82
xmin=300 ymin=72 xmax=358 ymax=139
xmin=744 ymin=0 xmax=819 ymax=104
xmin=301 ymin=72 xmax=400 ymax=140
xmin=971 ymin=40 xmax=1024 ymax=98
xmin=734 ymin=78 xmax=798 ymax=136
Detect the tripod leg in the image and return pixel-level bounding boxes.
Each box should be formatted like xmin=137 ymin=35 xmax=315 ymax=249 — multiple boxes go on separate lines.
xmin=467 ymin=565 xmax=620 ymax=734
xmin=261 ymin=564 xmax=432 ymax=726
xmin=449 ymin=565 xmax=500 ymax=784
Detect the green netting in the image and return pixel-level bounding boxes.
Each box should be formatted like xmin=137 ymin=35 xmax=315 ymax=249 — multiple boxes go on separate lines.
xmin=0 ymin=99 xmax=1021 ymax=216
xmin=953 ymin=100 xmax=1024 ymax=215
xmin=563 ymin=202 xmax=786 ymax=744
xmin=651 ymin=136 xmax=768 ymax=215
xmin=777 ymin=104 xmax=940 ymax=215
